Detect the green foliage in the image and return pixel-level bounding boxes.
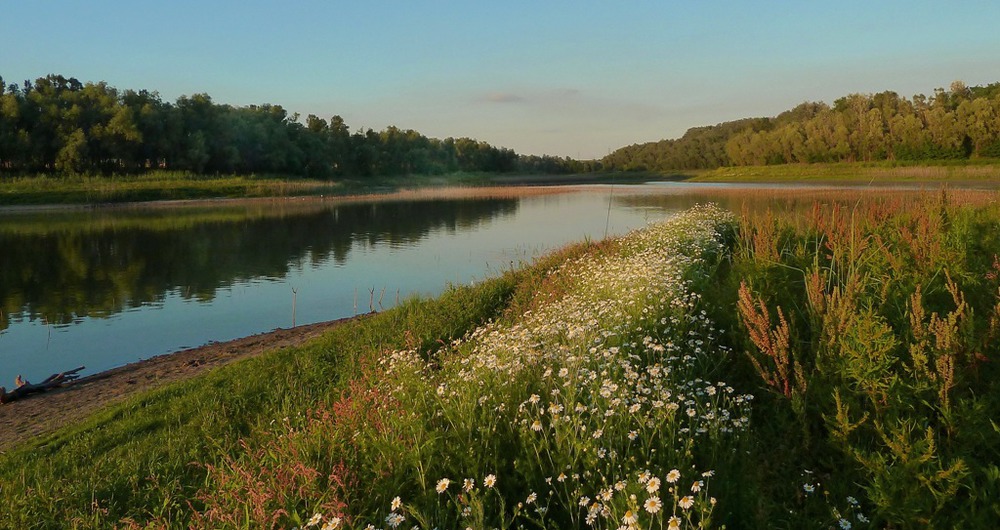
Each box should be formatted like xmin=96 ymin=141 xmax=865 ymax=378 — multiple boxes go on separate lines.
xmin=0 ymin=74 xmax=526 ymax=179
xmin=603 ymin=81 xmax=1000 ymax=172
xmin=6 ymin=196 xmax=1000 ymax=528
xmin=0 ymin=270 xmax=521 ymax=528
xmin=726 ymin=191 xmax=1000 ymax=527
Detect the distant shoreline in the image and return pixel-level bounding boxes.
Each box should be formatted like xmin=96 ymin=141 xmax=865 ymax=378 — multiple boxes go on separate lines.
xmin=2 ymin=163 xmax=998 ymax=210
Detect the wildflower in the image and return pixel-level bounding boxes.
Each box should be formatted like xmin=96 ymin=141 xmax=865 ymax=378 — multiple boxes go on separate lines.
xmin=646 ymin=477 xmax=661 ymax=493
xmin=321 ymin=517 xmax=341 ymax=530
xmin=578 ymin=496 xmax=591 ymax=507
xmin=678 ymin=496 xmax=694 ymax=510
xmin=385 ymin=512 xmax=404 ymax=528
xmin=391 ymin=496 xmax=402 ymax=511
xmin=666 ymin=469 xmax=681 ymax=483
xmin=306 ymin=513 xmax=323 ymax=527
xmin=614 ymin=480 xmax=627 ymax=491
xmin=803 ymin=483 xmax=815 ymax=494
xmin=436 ymin=478 xmax=451 ymax=493
xmin=622 ymin=509 xmax=637 ymax=525
xmin=529 ymin=394 xmax=540 ymax=404
xmin=644 ymin=496 xmax=663 ymax=514
xmin=857 ymin=513 xmax=869 ymax=523
xmin=463 ymin=478 xmax=475 ymax=492
xmin=557 ymin=472 xmax=567 ymax=482
xmin=691 ymin=480 xmax=703 ymax=493
xmin=838 ymin=518 xmax=852 ymax=529
xmin=484 ymin=474 xmax=497 ymax=488
xmin=531 ymin=419 xmax=543 ymax=431
xmin=628 ymin=430 xmax=638 ymax=441
xmin=526 ymin=492 xmax=537 ymax=504
xmin=667 ymin=515 xmax=682 ymax=529
xmin=847 ymin=496 xmax=858 ymax=506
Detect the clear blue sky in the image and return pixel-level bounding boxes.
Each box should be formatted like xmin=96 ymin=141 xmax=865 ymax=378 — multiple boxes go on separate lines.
xmin=3 ymin=1 xmax=999 ymax=158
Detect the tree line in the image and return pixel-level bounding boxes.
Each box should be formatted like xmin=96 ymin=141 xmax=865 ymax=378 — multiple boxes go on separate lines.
xmin=604 ymin=81 xmax=1000 ymax=171
xmin=0 ymin=74 xmax=585 ymax=178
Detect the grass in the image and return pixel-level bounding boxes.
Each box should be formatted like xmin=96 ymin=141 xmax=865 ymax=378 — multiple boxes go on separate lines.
xmin=4 ymin=190 xmax=1000 ymax=528
xmin=708 ymin=188 xmax=1000 ymax=527
xmin=3 ymin=162 xmax=1000 ymax=208
xmin=0 ymin=171 xmax=345 ymax=206
xmin=0 ymin=237 xmax=601 ymax=528
xmin=692 ymin=159 xmax=1000 ymax=183
xmin=0 ymin=170 xmax=695 ymax=207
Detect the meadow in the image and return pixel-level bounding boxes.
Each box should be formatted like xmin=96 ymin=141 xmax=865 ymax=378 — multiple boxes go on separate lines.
xmin=693 ymin=160 xmax=1000 ymax=183
xmin=2 ymin=188 xmax=1000 ymax=528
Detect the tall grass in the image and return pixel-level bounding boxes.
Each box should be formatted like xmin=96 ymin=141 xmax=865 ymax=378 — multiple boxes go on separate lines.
xmin=720 ymin=189 xmax=1000 ymax=527
xmin=5 ymin=193 xmax=1000 ymax=528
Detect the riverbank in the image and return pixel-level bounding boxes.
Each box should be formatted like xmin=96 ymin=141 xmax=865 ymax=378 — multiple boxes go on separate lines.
xmin=0 ymin=171 xmax=668 ymax=207
xmin=5 ymin=163 xmax=998 ymax=208
xmin=0 ymin=316 xmax=364 ymax=451
xmin=3 ymin=193 xmax=1000 ymax=528
xmin=691 ymin=159 xmax=1000 ymax=183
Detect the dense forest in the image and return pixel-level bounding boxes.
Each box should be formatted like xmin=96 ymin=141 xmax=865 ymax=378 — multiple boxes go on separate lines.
xmin=0 ymin=74 xmax=587 ymax=178
xmin=604 ymin=81 xmax=1000 ymax=171
xmin=7 ymin=75 xmax=1000 ymax=179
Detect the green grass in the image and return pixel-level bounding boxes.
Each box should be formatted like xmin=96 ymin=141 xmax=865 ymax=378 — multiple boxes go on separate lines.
xmin=0 ymin=278 xmax=516 ymax=526
xmin=692 ymin=159 xmax=1000 ymax=183
xmin=0 ymin=171 xmax=592 ymax=207
xmin=0 ymin=239 xmax=600 ymax=528
xmin=708 ymin=189 xmax=1000 ymax=527
xmin=5 ymin=193 xmax=1000 ymax=528
xmin=0 ymin=171 xmax=347 ymax=206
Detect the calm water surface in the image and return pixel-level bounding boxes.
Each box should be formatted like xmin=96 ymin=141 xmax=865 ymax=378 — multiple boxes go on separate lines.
xmin=1 ymin=185 xmax=728 ymax=382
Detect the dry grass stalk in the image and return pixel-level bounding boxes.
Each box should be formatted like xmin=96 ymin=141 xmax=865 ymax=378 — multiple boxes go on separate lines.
xmin=737 ymin=281 xmax=805 ymax=398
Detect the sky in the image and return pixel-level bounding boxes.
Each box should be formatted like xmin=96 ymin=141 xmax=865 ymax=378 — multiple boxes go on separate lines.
xmin=3 ymin=1 xmax=1000 ymax=159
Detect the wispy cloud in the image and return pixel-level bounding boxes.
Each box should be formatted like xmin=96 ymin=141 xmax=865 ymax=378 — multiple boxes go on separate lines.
xmin=483 ymin=92 xmax=525 ymax=103
xmin=479 ymin=88 xmax=582 ymax=105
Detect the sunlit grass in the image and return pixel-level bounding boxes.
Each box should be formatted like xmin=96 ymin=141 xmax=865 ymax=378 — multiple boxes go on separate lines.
xmin=4 ymin=193 xmax=1000 ymax=528
xmin=694 ymin=160 xmax=1000 ymax=182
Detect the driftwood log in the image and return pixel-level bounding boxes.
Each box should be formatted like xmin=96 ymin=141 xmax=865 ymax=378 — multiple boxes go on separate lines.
xmin=0 ymin=366 xmax=85 ymax=404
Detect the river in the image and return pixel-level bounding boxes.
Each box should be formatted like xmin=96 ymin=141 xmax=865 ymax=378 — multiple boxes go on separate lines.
xmin=0 ymin=182 xmax=950 ymax=382
xmin=0 ymin=185 xmax=696 ymax=381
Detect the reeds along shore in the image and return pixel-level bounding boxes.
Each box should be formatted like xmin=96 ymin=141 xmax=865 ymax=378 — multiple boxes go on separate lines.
xmin=2 ymin=190 xmax=1000 ymax=528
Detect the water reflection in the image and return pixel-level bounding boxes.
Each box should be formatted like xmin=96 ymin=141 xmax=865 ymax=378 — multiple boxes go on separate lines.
xmin=0 ymin=198 xmax=517 ymax=331
xmin=0 ymin=187 xmax=702 ymax=382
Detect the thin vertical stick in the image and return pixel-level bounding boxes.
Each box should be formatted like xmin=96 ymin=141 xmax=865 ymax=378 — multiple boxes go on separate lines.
xmin=291 ymin=287 xmax=297 ymax=327
xmin=378 ymin=287 xmax=386 ymax=311
xmin=604 ymin=172 xmax=615 ymax=239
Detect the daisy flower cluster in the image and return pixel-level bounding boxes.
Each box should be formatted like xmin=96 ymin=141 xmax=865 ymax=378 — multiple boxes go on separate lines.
xmin=352 ymin=205 xmax=750 ymax=528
